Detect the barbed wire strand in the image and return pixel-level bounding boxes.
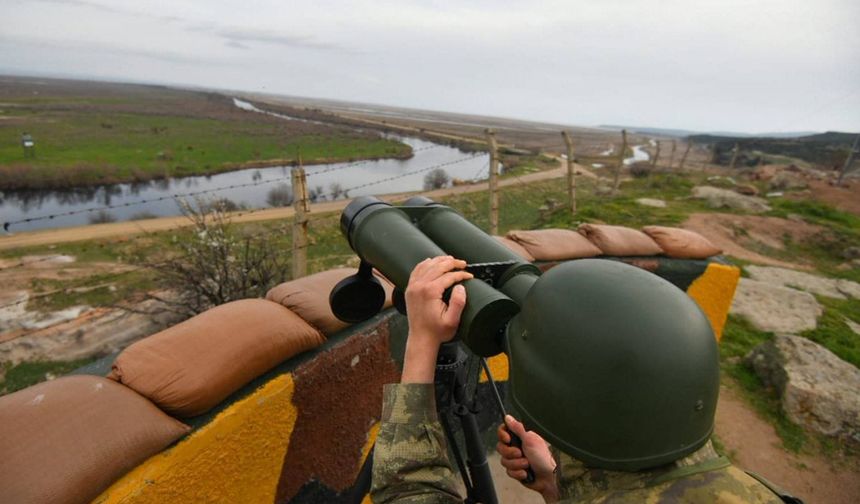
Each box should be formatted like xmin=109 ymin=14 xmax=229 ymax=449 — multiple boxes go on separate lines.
xmin=1 ymin=145 xmax=444 ymax=231
xmin=0 ymin=152 xmax=485 ymax=291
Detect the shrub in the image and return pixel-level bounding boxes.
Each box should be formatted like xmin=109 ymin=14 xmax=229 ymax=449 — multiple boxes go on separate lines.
xmin=423 ymin=168 xmax=450 ymax=190
xmin=88 ymin=210 xmax=117 ymax=224
xmin=266 ymin=184 xmax=293 ymax=207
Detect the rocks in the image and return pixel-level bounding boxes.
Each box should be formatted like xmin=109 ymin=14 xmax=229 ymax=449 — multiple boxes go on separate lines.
xmin=691 ymin=186 xmax=771 ymax=213
xmin=745 ymin=335 xmax=860 ymax=441
xmin=734 ymin=184 xmax=759 ymax=196
xmin=843 ymin=246 xmax=860 ymax=260
xmin=635 ymin=198 xmax=666 ymax=208
xmin=730 ymin=278 xmax=822 ymax=333
xmin=745 ymin=265 xmax=860 ymax=300
xmin=768 ymin=171 xmax=808 ymax=191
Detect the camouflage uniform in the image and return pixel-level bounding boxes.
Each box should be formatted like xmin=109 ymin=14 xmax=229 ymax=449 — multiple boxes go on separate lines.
xmin=371 ymin=383 xmax=785 ymax=503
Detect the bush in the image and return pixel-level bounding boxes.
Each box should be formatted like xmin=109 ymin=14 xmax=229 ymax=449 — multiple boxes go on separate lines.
xmin=423 ymin=168 xmax=450 ymax=190
xmin=88 ymin=210 xmax=117 ymax=224
xmin=130 ymin=211 xmax=158 ymax=221
xmin=266 ymin=184 xmax=293 ymax=207
xmin=147 ymin=199 xmax=291 ymax=317
xmin=628 ymin=161 xmax=652 ymax=178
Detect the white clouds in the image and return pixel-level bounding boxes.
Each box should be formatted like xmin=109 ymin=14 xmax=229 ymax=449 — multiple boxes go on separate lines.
xmin=0 ymin=0 xmax=857 ymax=132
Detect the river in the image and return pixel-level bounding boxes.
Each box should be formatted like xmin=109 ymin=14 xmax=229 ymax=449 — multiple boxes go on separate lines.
xmin=0 ymin=101 xmax=489 ymax=233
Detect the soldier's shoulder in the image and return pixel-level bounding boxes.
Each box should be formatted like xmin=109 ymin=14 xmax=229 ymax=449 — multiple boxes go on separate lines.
xmin=574 ymin=465 xmax=786 ymax=503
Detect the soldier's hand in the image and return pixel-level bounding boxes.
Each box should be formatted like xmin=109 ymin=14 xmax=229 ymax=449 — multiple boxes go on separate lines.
xmin=404 ymin=256 xmax=472 ymax=346
xmin=497 ymin=415 xmax=559 ymax=502
xmin=400 ymin=256 xmax=472 ymax=384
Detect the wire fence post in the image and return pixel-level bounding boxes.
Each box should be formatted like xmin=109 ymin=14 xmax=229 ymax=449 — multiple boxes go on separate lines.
xmin=486 ymin=129 xmax=499 ymax=235
xmin=651 ymin=140 xmax=661 ymax=169
xmin=837 ymin=134 xmax=859 ymax=186
xmin=561 ymin=130 xmax=576 ymax=214
xmin=679 ymin=142 xmax=691 ymax=171
xmin=667 ymin=140 xmax=677 ymax=170
xmin=729 ymin=142 xmax=740 ymax=170
xmin=291 ymin=156 xmax=309 ymax=279
xmin=612 ymin=129 xmax=627 ymax=194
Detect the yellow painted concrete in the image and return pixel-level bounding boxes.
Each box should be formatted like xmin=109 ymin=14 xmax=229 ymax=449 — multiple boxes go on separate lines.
xmin=686 ymin=263 xmax=740 ymax=342
xmin=92 ymin=374 xmax=297 ymax=504
xmin=479 ymin=353 xmax=510 ymax=383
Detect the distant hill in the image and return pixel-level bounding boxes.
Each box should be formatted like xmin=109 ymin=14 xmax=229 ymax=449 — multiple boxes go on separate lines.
xmin=599 ymin=125 xmax=821 ymax=139
xmin=687 ymin=131 xmax=858 ymax=167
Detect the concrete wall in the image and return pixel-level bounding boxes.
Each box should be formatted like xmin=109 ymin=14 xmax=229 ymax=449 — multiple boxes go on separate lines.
xmin=93 ymin=260 xmax=739 ymax=503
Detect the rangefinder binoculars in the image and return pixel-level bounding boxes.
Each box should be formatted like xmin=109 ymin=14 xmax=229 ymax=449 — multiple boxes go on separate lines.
xmin=330 ymin=195 xmax=542 ymax=356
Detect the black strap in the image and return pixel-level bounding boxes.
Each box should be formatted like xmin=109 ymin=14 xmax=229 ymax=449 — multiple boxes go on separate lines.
xmin=744 ymin=471 xmax=805 ymax=504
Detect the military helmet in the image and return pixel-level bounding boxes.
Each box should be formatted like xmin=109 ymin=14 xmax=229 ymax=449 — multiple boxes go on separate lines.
xmin=506 ymin=259 xmax=719 ymax=471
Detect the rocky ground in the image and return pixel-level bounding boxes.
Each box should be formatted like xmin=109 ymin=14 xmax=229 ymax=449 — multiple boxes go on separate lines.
xmin=1 ymin=142 xmax=858 ymax=501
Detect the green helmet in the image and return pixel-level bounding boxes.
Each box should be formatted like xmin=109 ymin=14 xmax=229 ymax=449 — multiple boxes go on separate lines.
xmin=506 ymin=259 xmax=719 ymax=471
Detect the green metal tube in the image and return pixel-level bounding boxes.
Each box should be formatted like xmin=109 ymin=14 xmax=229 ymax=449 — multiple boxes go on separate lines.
xmin=342 ymin=197 xmax=518 ymax=356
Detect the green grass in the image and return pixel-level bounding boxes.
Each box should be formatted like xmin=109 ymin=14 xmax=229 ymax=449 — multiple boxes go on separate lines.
xmin=0 ymin=89 xmax=410 ymax=190
xmin=802 ymin=296 xmax=860 ymax=368
xmin=765 ymin=199 xmax=860 ymax=283
xmin=1 ymin=357 xmax=97 ymax=395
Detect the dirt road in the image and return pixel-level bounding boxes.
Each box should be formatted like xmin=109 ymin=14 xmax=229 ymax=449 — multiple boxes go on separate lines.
xmin=0 ymin=160 xmax=593 ymax=251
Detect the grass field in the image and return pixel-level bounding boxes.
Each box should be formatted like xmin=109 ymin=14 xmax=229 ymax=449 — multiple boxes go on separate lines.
xmin=0 ymin=77 xmax=410 ymax=190
xmin=3 ymin=162 xmax=859 ymax=458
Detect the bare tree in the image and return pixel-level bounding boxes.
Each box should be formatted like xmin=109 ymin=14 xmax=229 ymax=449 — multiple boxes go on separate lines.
xmin=423 ymin=168 xmax=450 ymax=190
xmin=146 ymin=199 xmax=291 ymax=317
xmin=266 ymin=183 xmax=293 ymax=207
xmin=329 ymin=182 xmax=345 ymax=200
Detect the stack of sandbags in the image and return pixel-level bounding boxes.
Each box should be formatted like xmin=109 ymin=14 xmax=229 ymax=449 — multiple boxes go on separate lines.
xmin=108 ymin=298 xmax=324 ymax=417
xmin=493 ymin=236 xmax=535 ymax=262
xmin=505 ymin=229 xmax=601 ymax=261
xmin=0 ymin=375 xmax=190 ymax=504
xmin=577 ymin=224 xmax=663 ymax=256
xmin=641 ymin=225 xmax=722 ymax=259
xmin=266 ymin=268 xmax=394 ymax=336
xmin=504 ymin=224 xmax=721 ymax=261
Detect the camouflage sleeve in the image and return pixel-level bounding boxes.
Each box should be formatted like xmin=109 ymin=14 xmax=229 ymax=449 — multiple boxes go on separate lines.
xmin=370 ymin=383 xmax=462 ymax=504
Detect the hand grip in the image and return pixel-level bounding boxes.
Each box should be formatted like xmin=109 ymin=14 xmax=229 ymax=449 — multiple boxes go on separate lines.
xmin=507 ymin=428 xmax=536 ymax=484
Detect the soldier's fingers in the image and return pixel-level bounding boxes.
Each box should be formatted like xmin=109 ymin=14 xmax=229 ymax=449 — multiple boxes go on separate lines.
xmin=496 ymin=423 xmax=511 ymax=445
xmin=500 ymin=457 xmax=530 ymax=470
xmin=496 ymin=443 xmax=522 ymax=460
xmin=506 ymin=468 xmax=528 ymax=482
xmin=423 ymin=256 xmax=466 ymax=278
xmin=505 ymin=415 xmax=528 ymax=439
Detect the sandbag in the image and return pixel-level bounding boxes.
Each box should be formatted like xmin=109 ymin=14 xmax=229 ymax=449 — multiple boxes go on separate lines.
xmin=493 ymin=236 xmax=536 ymax=262
xmin=0 ymin=375 xmax=189 ymax=504
xmin=577 ymin=223 xmax=664 ymax=256
xmin=506 ymin=229 xmax=602 ymax=261
xmin=266 ymin=268 xmax=394 ymax=336
xmin=642 ymin=225 xmax=722 ymax=259
xmin=108 ymin=299 xmax=324 ymax=417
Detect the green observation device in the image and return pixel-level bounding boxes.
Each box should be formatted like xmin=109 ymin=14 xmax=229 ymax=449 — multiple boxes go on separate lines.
xmin=331 ymin=195 xmax=720 ymax=480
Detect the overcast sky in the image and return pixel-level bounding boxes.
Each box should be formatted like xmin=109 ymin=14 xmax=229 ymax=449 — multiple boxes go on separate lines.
xmin=1 ymin=0 xmax=858 ymax=133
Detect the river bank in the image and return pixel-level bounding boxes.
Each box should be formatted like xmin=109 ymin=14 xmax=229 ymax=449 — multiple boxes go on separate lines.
xmin=0 ymin=78 xmax=410 ymax=192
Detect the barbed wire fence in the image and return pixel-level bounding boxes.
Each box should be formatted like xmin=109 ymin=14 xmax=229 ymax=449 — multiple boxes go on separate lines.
xmin=0 ymin=102 xmax=578 ymax=315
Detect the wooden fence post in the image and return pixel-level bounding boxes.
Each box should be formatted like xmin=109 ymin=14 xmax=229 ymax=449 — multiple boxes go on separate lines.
xmin=561 ymin=130 xmax=576 ymax=214
xmin=613 ymin=129 xmax=627 ymax=194
xmin=729 ymin=142 xmax=740 ymax=170
xmin=486 ymin=129 xmax=500 ymax=235
xmin=668 ymin=140 xmax=676 ymax=170
xmin=291 ymin=157 xmax=309 ymax=279
xmin=651 ymin=140 xmax=661 ymax=169
xmin=679 ymin=142 xmax=691 ymax=171
xmin=837 ymin=134 xmax=860 ymax=186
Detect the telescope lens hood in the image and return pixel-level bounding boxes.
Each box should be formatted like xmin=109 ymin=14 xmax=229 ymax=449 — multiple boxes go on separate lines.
xmin=329 ymin=272 xmax=386 ymax=323
xmin=340 ymin=196 xmax=390 ymax=248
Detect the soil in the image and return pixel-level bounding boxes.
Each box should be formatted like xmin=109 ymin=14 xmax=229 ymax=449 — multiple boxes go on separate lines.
xmin=682 ymin=213 xmax=825 ymax=269
xmin=715 ymin=383 xmax=860 ymax=504
xmin=800 ymin=179 xmax=860 ymax=216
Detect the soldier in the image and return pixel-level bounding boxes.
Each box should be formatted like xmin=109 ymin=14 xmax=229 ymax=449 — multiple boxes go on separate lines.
xmin=371 ymin=255 xmax=801 ymax=503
